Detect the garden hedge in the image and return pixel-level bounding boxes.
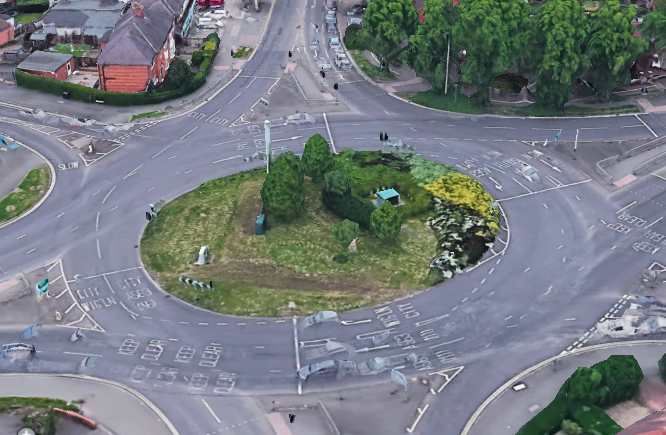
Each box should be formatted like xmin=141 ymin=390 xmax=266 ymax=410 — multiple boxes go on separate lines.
xmin=322 ymin=188 xmax=375 ymax=230
xmin=515 ymin=396 xmax=570 ymax=435
xmin=569 ymin=403 xmax=622 ymax=435
xmin=590 ymin=355 xmax=643 ymax=408
xmin=353 ymin=174 xmax=433 ymax=219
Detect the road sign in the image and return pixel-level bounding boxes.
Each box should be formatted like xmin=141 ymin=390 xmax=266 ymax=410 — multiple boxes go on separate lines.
xmin=35 ymin=279 xmax=48 ymax=302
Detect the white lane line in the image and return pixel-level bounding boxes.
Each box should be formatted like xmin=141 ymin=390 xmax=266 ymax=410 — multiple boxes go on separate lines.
xmin=26 ymin=248 xmax=35 ymax=254
xmin=413 ymin=314 xmax=449 ymax=327
xmin=96 ymin=239 xmax=101 ymax=259
xmin=496 ymin=179 xmax=592 ymax=202
xmin=110 ymin=207 xmax=118 ymax=211
xmin=151 ymin=144 xmax=172 ymax=159
xmin=617 ymin=201 xmax=637 ymax=213
xmin=512 ymin=177 xmax=532 ymax=193
xmin=168 ymin=156 xmax=177 ymax=160
xmin=211 ymin=139 xmax=240 ymax=147
xmin=96 ymin=212 xmax=100 ymax=232
xmin=212 ymin=155 xmax=243 ymax=164
xmin=645 ymin=217 xmax=663 ymax=229
xmin=270 ymin=370 xmax=282 ymax=373
xmin=180 ymin=127 xmax=198 ymax=140
xmin=201 ymin=399 xmax=221 ymax=423
xmin=323 ymin=113 xmax=336 ymax=153
xmin=429 ymin=337 xmax=465 ymax=349
xmin=293 ymin=317 xmax=302 ymax=395
xmin=579 ymin=127 xmax=607 ymax=130
xmin=184 ymin=170 xmax=192 ymax=174
xmin=102 ymin=186 xmax=116 ymax=204
xmin=57 ymin=212 xmax=65 ymax=218
xmin=484 ymin=126 xmax=515 ymax=129
xmin=635 ymin=114 xmax=658 ymax=137
xmin=64 ymin=351 xmax=103 ymax=357
xmin=64 ymin=302 xmax=76 ymax=313
xmin=123 ymin=165 xmax=143 ymax=180
xmin=620 ymin=125 xmax=645 ymax=128
xmin=69 ymin=227 xmax=78 ymax=232
xmin=206 ymin=109 xmax=222 ymax=122
xmin=544 ymin=286 xmax=553 ymax=295
xmin=17 ymin=234 xmax=25 ymax=239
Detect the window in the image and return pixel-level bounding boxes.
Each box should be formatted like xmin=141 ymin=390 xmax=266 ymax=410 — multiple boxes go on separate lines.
xmin=66 ymin=62 xmax=71 ymax=75
xmin=153 ymin=75 xmax=157 ymax=85
xmin=160 ymin=65 xmax=164 ymax=80
xmin=164 ymin=40 xmax=168 ymax=60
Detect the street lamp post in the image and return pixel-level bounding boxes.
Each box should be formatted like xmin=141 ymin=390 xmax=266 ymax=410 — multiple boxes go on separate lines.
xmin=264 ymin=120 xmax=272 ymax=174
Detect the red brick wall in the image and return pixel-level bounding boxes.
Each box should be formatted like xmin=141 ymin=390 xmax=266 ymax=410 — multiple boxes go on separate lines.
xmin=0 ymin=25 xmax=13 ymax=46
xmin=19 ymin=58 xmax=74 ymax=81
xmin=98 ymin=64 xmax=151 ymax=92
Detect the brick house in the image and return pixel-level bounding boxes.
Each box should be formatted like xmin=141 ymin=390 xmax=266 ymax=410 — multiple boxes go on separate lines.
xmin=42 ymin=0 xmax=125 ymax=45
xmin=134 ymin=0 xmax=197 ymax=39
xmin=97 ymin=1 xmax=176 ymax=92
xmin=0 ymin=19 xmax=13 ymax=45
xmin=17 ymin=51 xmax=75 ymax=80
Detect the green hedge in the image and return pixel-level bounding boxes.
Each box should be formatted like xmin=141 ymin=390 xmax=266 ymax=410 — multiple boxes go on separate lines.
xmin=569 ymin=403 xmax=622 ymax=435
xmin=15 ymin=33 xmax=220 ymax=106
xmin=515 ymin=396 xmax=570 ymax=435
xmin=9 ymin=0 xmax=48 ymax=13
xmin=353 ymin=174 xmax=433 ymax=219
xmin=590 ymin=355 xmax=643 ymax=408
xmin=322 ymin=188 xmax=375 ymax=230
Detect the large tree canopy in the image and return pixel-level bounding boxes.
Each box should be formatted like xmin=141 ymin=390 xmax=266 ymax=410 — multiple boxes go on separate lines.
xmin=358 ymin=0 xmax=419 ymax=68
xmin=586 ymin=0 xmax=649 ymax=101
xmin=452 ymin=0 xmax=533 ymax=105
xmin=533 ymin=0 xmax=589 ymax=110
xmin=409 ymin=0 xmax=459 ymax=92
xmin=638 ymin=9 xmax=666 ymax=53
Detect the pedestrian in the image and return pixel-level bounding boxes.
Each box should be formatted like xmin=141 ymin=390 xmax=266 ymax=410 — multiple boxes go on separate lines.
xmin=231 ymin=49 xmax=235 ymax=57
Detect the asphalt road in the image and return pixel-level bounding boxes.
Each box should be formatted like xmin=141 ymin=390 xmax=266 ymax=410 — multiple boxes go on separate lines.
xmin=2 ymin=0 xmax=666 ymax=434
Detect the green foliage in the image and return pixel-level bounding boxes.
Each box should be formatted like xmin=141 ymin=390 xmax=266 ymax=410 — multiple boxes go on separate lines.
xmin=515 ymin=396 xmax=570 ymax=435
xmin=638 ymin=10 xmax=666 ymax=52
xmin=344 ymin=25 xmax=365 ymax=50
xmin=207 ymin=33 xmax=221 ymax=44
xmin=199 ymin=57 xmax=214 ymax=75
xmin=273 ymin=151 xmax=306 ymax=184
xmin=408 ymin=154 xmax=458 ymax=185
xmin=533 ymin=0 xmax=590 ymax=110
xmin=332 ymin=219 xmax=360 ymax=249
xmin=409 ymin=0 xmax=459 ymax=92
xmin=357 ymin=0 xmax=419 ymax=66
xmin=566 ymin=367 xmax=609 ymax=406
xmin=203 ymin=41 xmax=217 ymax=50
xmin=260 ymin=159 xmax=305 ymax=224
xmin=590 ymin=355 xmax=644 ymax=408
xmin=9 ymin=0 xmax=48 ymax=13
xmin=325 ymin=171 xmax=352 ymax=197
xmin=322 ymin=188 xmax=375 ymax=230
xmin=339 ymin=147 xmax=358 ymax=161
xmin=302 ymin=133 xmax=335 ymax=180
xmin=569 ymin=402 xmax=622 ymax=435
xmin=659 ymin=352 xmax=666 ymax=383
xmin=353 ymin=173 xmax=434 ymax=219
xmin=561 ymin=419 xmax=584 ymax=435
xmin=452 ymin=0 xmax=533 ymax=105
xmin=191 ymin=51 xmax=205 ymax=66
xmin=586 ymin=0 xmax=649 ymax=101
xmin=371 ymin=201 xmax=403 ymax=240
xmin=160 ymin=59 xmax=192 ymax=91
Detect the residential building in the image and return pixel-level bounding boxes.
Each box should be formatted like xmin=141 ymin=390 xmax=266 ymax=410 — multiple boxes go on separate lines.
xmin=42 ymin=0 xmax=125 ymax=45
xmin=96 ymin=1 xmax=175 ymax=92
xmin=17 ymin=51 xmax=75 ymax=80
xmin=0 ymin=13 xmax=14 ymax=28
xmin=0 ymin=19 xmax=12 ymax=45
xmin=134 ymin=0 xmax=197 ymax=39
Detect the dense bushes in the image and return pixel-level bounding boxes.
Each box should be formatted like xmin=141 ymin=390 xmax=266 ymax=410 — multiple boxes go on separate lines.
xmin=322 ymin=188 xmax=375 ymax=230
xmin=569 ymin=403 xmax=622 ymax=435
xmin=353 ymin=173 xmax=433 ymax=219
xmin=590 ymin=355 xmax=643 ymax=408
xmin=515 ymin=396 xmax=570 ymax=435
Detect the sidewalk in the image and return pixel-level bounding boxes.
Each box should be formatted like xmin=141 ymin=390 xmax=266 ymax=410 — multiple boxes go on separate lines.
xmin=464 ymin=342 xmax=666 ymax=435
xmin=0 ymin=374 xmax=177 ymax=435
xmin=361 ymin=50 xmax=432 ymax=93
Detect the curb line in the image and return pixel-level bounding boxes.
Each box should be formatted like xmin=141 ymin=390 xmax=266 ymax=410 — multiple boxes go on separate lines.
xmin=0 ymin=373 xmax=179 ymax=435
xmin=460 ymin=340 xmax=666 ymax=435
xmin=0 ymin=138 xmax=56 ymax=230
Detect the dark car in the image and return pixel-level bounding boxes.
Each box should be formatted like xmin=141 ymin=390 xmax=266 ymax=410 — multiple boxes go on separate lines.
xmin=1 ymin=10 xmax=17 ymax=16
xmin=3 ymin=49 xmax=30 ymax=61
xmin=347 ymin=4 xmax=366 ymax=15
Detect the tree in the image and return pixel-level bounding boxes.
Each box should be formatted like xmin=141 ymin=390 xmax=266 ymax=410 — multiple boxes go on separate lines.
xmin=586 ymin=0 xmax=649 ymax=102
xmin=273 ymin=151 xmax=306 ymax=184
xmin=566 ymin=367 xmax=609 ymax=406
xmin=409 ymin=0 xmax=460 ymax=92
xmin=533 ymin=0 xmax=589 ymax=110
xmin=638 ymin=10 xmax=666 ymax=53
xmin=370 ymin=201 xmax=403 ymax=240
xmin=260 ymin=159 xmax=305 ymax=225
xmin=302 ymin=133 xmax=334 ymax=181
xmin=324 ymin=171 xmax=351 ymax=197
xmin=331 ymin=219 xmax=360 ymax=263
xmin=160 ymin=59 xmax=192 ymax=91
xmin=452 ymin=0 xmax=533 ymax=105
xmin=357 ymin=0 xmax=419 ymax=69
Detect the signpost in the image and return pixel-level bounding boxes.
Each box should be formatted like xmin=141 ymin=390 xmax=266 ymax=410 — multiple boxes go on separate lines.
xmin=35 ymin=279 xmax=49 ymax=302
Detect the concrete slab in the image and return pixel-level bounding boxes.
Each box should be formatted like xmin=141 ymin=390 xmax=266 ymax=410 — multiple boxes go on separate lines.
xmin=234 ymin=60 xmax=247 ymax=69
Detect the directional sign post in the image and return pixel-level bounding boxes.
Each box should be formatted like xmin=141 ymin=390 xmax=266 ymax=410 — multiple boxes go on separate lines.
xmin=35 ymin=279 xmax=49 ymax=302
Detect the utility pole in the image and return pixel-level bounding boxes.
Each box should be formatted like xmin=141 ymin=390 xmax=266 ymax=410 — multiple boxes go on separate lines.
xmin=444 ymin=36 xmax=451 ymax=95
xmin=573 ymin=128 xmax=579 ymax=160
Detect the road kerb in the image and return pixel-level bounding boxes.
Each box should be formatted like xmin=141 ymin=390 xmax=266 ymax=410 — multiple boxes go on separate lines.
xmin=0 ymin=373 xmax=179 ymax=435
xmin=460 ymin=340 xmax=666 ymax=435
xmin=0 ymin=137 xmax=57 ymax=230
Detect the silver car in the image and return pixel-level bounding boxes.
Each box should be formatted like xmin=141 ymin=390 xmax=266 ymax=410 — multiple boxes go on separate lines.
xmin=1 ymin=343 xmax=36 ymax=361
xmin=300 ymin=311 xmax=340 ymax=329
xmin=358 ymin=357 xmax=392 ymax=376
xmin=516 ymin=163 xmax=540 ymax=183
xmin=296 ymin=360 xmax=338 ymax=381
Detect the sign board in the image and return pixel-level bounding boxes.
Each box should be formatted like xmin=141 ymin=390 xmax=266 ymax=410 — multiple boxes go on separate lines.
xmin=35 ymin=279 xmax=48 ymax=302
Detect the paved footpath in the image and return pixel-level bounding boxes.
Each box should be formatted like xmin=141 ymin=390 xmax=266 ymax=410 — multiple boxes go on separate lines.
xmin=465 ymin=342 xmax=666 ymax=435
xmin=0 ymin=374 xmax=178 ymax=435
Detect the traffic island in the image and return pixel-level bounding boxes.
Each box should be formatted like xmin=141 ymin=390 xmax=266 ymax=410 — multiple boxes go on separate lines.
xmin=0 ymin=167 xmax=49 ymax=224
xmin=140 ymin=138 xmax=500 ymax=317
xmin=0 ymin=396 xmax=82 ymax=435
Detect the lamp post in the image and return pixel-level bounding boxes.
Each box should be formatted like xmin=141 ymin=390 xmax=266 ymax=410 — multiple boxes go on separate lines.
xmin=264 ymin=120 xmax=272 ymax=174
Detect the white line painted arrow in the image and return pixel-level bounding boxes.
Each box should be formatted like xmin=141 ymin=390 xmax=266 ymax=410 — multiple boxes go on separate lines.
xmin=488 ymin=177 xmax=503 ymax=191
xmin=272 ymin=136 xmax=303 ymax=143
xmin=540 ymin=159 xmax=562 ymax=172
xmin=341 ymin=319 xmax=372 ymax=326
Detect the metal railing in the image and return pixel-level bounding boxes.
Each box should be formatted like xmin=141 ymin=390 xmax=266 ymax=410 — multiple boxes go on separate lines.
xmin=596 ymin=135 xmax=666 ymax=184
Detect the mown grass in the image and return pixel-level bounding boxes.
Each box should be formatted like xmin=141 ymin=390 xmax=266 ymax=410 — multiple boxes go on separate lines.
xmin=129 ymin=110 xmax=167 ymax=122
xmin=15 ymin=13 xmax=43 ymax=24
xmin=141 ymin=166 xmax=439 ymax=317
xmin=233 ymin=46 xmax=252 ymax=58
xmin=0 ymin=166 xmax=49 ymax=223
xmin=0 ymin=396 xmax=80 ymax=435
xmin=348 ymin=50 xmax=396 ymax=82
xmin=53 ymin=43 xmax=90 ymax=58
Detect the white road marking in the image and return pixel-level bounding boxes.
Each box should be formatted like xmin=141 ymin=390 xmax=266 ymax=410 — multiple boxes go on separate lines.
xmin=201 ymin=399 xmax=221 ymax=423
xmin=102 ymin=186 xmax=116 ymax=204
xmin=64 ymin=351 xmax=103 ymax=357
xmin=544 ymin=286 xmax=552 ymax=295
xmin=413 ymin=314 xmax=449 ymax=327
xmin=645 ymin=217 xmax=663 ymax=229
xmin=212 ymin=155 xmax=243 ymax=164
xmin=512 ymin=177 xmax=532 ymax=193
xmin=496 ymin=180 xmax=592 ymax=202
xmin=26 ymin=248 xmax=35 ymax=254
xmin=429 ymin=337 xmax=465 ymax=349
xmin=229 ymin=93 xmax=242 ymax=104
xmin=635 ymin=114 xmax=658 ymax=137
xmin=524 ymin=267 xmax=531 ymax=272
xmin=57 ymin=212 xmax=65 ymax=218
xmin=484 ymin=126 xmax=514 ymax=129
xmin=96 ymin=212 xmax=100 ymax=232
xmin=211 ymin=139 xmax=240 ymax=147
xmin=151 ymin=144 xmax=172 ymax=159
xmin=16 ymin=234 xmax=25 ymax=239
xmin=616 ymin=201 xmax=637 ymax=213
xmin=123 ymin=165 xmax=143 ymax=180
xmin=180 ymin=127 xmax=198 ymax=140
xmin=292 ymin=317 xmax=302 ymax=395
xmin=96 ymin=239 xmax=101 ymax=259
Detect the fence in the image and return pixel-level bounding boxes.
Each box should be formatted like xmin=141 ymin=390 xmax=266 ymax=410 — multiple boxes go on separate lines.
xmin=595 ymin=135 xmax=666 ymax=184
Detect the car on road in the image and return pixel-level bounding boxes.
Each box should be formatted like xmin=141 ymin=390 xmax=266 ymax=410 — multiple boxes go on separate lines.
xmin=296 ymin=360 xmax=338 ymax=381
xmin=512 ymin=382 xmax=528 ymax=391
xmin=347 ymin=4 xmax=366 ymax=15
xmin=328 ymin=37 xmax=341 ymax=50
xmin=3 ymin=49 xmax=30 ymax=61
xmin=300 ymin=311 xmax=340 ymax=329
xmin=357 ymin=357 xmax=392 ymax=376
xmin=1 ymin=343 xmax=36 ymax=361
xmin=516 ymin=163 xmax=540 ymax=183
xmin=326 ymin=22 xmax=337 ymax=33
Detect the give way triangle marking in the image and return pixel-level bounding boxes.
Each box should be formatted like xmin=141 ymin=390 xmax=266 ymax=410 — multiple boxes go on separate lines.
xmin=427 ymin=366 xmax=465 ymax=395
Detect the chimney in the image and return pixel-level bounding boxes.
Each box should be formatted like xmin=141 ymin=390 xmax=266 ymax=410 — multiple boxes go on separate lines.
xmin=131 ymin=0 xmax=145 ymax=18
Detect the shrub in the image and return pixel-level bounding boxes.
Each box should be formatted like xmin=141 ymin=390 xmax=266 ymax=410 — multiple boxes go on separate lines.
xmin=566 ymin=367 xmax=609 ymax=406
xmin=273 ymin=151 xmax=306 ymax=184
xmin=561 ymin=420 xmax=584 ymax=435
xmin=569 ymin=402 xmax=622 ymax=435
xmin=325 ymin=171 xmax=351 ymax=197
xmin=207 ymin=32 xmax=221 ymax=44
xmin=322 ymin=189 xmax=375 ymax=230
xmin=408 ymin=154 xmax=458 ymax=186
xmin=332 ymin=219 xmax=359 ymax=249
xmin=370 ymin=201 xmax=403 ymax=240
xmin=659 ymin=352 xmax=666 ymax=383
xmin=191 ymin=50 xmax=204 ymax=66
xmin=203 ymin=41 xmax=217 ymax=51
xmin=591 ymin=355 xmax=644 ymax=408
xmin=343 ymin=25 xmax=364 ymax=50
xmin=260 ymin=159 xmax=305 ymax=225
xmin=160 ymin=59 xmax=191 ymax=91
xmin=515 ymin=396 xmax=570 ymax=435
xmin=302 ymin=133 xmax=335 ymax=181
xmin=199 ymin=57 xmax=213 ymax=75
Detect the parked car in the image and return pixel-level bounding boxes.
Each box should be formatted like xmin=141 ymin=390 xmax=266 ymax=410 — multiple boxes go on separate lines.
xmin=296 ymin=360 xmax=338 ymax=381
xmin=324 ymin=14 xmax=336 ymax=25
xmin=328 ymin=37 xmax=341 ymax=49
xmin=334 ymin=52 xmax=350 ymax=69
xmin=348 ymin=17 xmax=363 ymax=27
xmin=347 ymin=4 xmax=366 ymax=15
xmin=512 ymin=382 xmax=528 ymax=391
xmin=357 ymin=357 xmax=392 ymax=376
xmin=516 ymin=163 xmax=540 ymax=183
xmin=3 ymin=49 xmax=30 ymax=61
xmin=1 ymin=343 xmax=36 ymax=361
xmin=325 ymin=0 xmax=337 ymax=10
xmin=326 ymin=22 xmax=337 ymax=33
xmin=300 ymin=311 xmax=340 ymax=329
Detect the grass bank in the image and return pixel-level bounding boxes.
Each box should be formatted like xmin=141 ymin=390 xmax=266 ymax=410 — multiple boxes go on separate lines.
xmin=0 ymin=166 xmax=49 ymax=223
xmin=401 ymin=90 xmax=641 ymax=117
xmin=348 ymin=50 xmax=396 ymax=82
xmin=0 ymin=396 xmax=80 ymax=435
xmin=130 ymin=110 xmax=168 ymax=122
xmin=141 ymin=167 xmax=439 ymax=317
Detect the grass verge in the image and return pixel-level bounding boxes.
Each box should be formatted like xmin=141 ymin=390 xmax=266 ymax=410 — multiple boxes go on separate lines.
xmin=130 ymin=110 xmax=168 ymax=122
xmin=15 ymin=13 xmax=43 ymax=24
xmin=141 ymin=167 xmax=439 ymax=317
xmin=0 ymin=396 xmax=80 ymax=435
xmin=233 ymin=46 xmax=252 ymax=58
xmin=403 ymin=90 xmax=641 ymax=117
xmin=52 ymin=43 xmax=90 ymax=58
xmin=348 ymin=50 xmax=396 ymax=82
xmin=0 ymin=166 xmax=49 ymax=223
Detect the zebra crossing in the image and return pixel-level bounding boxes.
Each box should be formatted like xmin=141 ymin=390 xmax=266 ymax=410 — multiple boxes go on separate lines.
xmin=118 ymin=121 xmax=158 ymax=141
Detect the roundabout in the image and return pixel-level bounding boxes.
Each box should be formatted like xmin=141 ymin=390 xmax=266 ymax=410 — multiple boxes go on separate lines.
xmin=1 ymin=0 xmax=666 ymax=433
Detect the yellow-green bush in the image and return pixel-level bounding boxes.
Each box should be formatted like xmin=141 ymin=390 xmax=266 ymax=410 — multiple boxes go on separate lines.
xmin=423 ymin=173 xmax=499 ymax=234
xmin=203 ymin=41 xmax=217 ymax=51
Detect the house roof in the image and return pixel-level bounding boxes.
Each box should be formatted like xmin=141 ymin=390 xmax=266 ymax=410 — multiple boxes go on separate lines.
xmin=97 ymin=6 xmax=173 ymax=66
xmin=100 ymin=29 xmax=113 ymax=42
xmin=134 ymin=0 xmax=182 ymax=17
xmin=378 ymin=189 xmax=399 ymax=199
xmin=0 ymin=19 xmax=10 ymax=32
xmin=0 ymin=14 xmax=13 ymax=22
xmin=17 ymin=51 xmax=73 ymax=73
xmin=42 ymin=0 xmax=124 ymax=36
xmin=29 ymin=33 xmax=49 ymax=40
